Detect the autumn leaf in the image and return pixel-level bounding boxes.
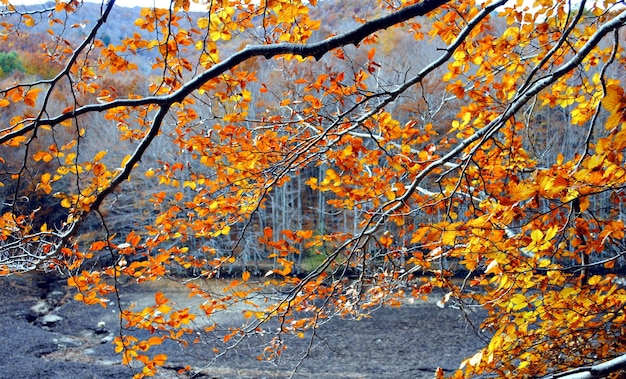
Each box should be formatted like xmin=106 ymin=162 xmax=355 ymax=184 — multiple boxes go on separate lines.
xmin=379 ymin=233 xmax=393 ymax=247
xmin=442 ymin=228 xmax=457 ymax=246
xmin=1 ymin=1 xmax=626 ymax=378
xmin=92 ymin=162 xmax=106 ymax=176
xmin=90 ymin=240 xmax=108 ymax=251
xmin=23 ymin=14 xmax=35 ymax=27
xmin=93 ymin=150 xmax=107 ymax=162
xmin=33 ymin=151 xmax=53 ymax=162
xmin=296 ymin=229 xmax=313 ymax=239
xmin=602 ymin=85 xmax=626 ymax=130
xmin=23 ymin=88 xmax=41 ymax=107
xmin=153 ymin=353 xmax=168 ymax=366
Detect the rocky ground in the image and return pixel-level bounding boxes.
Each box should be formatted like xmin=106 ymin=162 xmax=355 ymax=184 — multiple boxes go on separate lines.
xmin=0 ymin=273 xmax=487 ymax=378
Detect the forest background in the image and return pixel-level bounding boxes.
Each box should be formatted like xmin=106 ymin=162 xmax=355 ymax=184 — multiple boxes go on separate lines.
xmin=0 ymin=0 xmax=626 ymax=378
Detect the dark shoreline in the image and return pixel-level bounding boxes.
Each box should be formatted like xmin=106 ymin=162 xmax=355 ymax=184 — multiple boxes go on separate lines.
xmin=0 ymin=273 xmax=485 ymax=378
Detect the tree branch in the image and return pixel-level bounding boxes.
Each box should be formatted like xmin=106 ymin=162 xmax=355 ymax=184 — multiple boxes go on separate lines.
xmin=1 ymin=0 xmax=449 ymax=270
xmin=542 ymin=353 xmax=626 ymax=379
xmin=0 ymin=0 xmax=448 ymax=144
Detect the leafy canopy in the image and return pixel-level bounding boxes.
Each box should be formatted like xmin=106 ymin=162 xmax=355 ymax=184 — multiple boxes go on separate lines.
xmin=0 ymin=0 xmax=626 ymax=377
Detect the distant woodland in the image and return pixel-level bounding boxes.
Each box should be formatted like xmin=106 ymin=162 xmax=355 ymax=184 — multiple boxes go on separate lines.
xmin=1 ymin=1 xmax=626 ymax=378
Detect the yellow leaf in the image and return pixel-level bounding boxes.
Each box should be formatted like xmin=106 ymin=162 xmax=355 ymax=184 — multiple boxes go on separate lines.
xmin=157 ymin=303 xmax=171 ymax=314
xmin=544 ymin=226 xmax=558 ymax=241
xmin=531 ymin=229 xmax=543 ymax=243
xmin=602 ymin=85 xmax=626 ymax=130
xmin=560 ymin=287 xmax=578 ymax=298
xmin=508 ymin=293 xmax=528 ymax=311
xmin=120 ymin=154 xmax=132 ymax=166
xmin=209 ymin=201 xmax=219 ymax=211
xmin=60 ymin=197 xmax=72 ymax=208
xmin=93 ymin=150 xmax=107 ymax=162
xmin=519 ymin=360 xmax=530 ymax=369
xmin=538 ymin=258 xmax=551 ymax=268
xmin=221 ymin=225 xmax=231 ymax=235
xmin=442 ymin=229 xmax=456 ymax=246
xmin=114 ymin=341 xmax=124 ymax=354
xmin=197 ymin=17 xmax=209 ymax=29
xmin=602 ymin=85 xmax=625 ymax=113
xmin=23 ymin=15 xmax=35 ymax=27
xmin=588 ymin=275 xmax=601 ymax=285
xmin=410 ymin=227 xmax=429 ymax=244
xmin=587 ymin=153 xmax=605 ymax=171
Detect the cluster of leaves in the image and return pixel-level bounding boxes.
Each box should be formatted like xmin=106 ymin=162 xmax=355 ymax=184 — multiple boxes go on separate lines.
xmin=1 ymin=0 xmax=626 ymax=378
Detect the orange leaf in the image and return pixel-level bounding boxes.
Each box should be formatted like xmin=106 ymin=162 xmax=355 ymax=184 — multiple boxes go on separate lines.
xmin=368 ymin=47 xmax=376 ymax=61
xmin=147 ymin=336 xmax=164 ymax=346
xmin=153 ymin=353 xmax=168 ymax=366
xmin=33 ymin=151 xmax=53 ymax=162
xmin=92 ymin=162 xmax=105 ymax=176
xmin=155 ymin=291 xmax=168 ymax=305
xmin=90 ymin=241 xmax=108 ymax=251
xmin=126 ymin=231 xmax=141 ymax=247
xmin=296 ymin=229 xmax=313 ymax=239
xmin=24 ymin=88 xmax=41 ymax=107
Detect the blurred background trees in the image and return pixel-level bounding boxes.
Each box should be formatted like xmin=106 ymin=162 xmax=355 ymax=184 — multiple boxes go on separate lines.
xmin=0 ymin=0 xmax=625 ymax=378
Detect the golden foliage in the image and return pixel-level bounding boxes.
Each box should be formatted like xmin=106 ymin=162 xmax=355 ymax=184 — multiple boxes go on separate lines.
xmin=0 ymin=0 xmax=626 ymax=377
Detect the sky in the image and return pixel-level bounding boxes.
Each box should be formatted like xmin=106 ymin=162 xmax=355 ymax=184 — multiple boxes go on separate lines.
xmin=11 ymin=1 xmax=202 ymax=9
